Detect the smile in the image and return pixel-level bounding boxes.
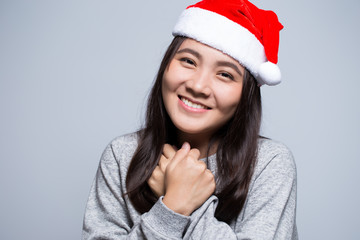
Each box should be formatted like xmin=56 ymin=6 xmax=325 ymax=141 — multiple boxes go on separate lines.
xmin=179 ymin=96 xmax=209 ymax=110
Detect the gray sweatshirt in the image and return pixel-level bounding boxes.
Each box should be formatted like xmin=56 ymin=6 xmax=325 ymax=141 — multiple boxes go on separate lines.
xmin=82 ymin=133 xmax=298 ymax=239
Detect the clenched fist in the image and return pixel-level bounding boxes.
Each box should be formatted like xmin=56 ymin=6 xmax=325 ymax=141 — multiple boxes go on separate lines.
xmin=162 ymin=142 xmax=216 ymax=216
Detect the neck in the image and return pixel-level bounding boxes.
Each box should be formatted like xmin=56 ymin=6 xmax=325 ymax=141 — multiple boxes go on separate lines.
xmin=177 ymin=131 xmax=218 ymax=158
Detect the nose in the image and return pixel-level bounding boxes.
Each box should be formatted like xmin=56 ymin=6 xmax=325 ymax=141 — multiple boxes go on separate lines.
xmin=185 ymin=70 xmax=212 ymax=97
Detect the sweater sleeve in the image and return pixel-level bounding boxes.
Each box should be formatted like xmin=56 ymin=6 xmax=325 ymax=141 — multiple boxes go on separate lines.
xmin=182 ymin=145 xmax=298 ymax=240
xmin=82 ymin=142 xmax=191 ymax=240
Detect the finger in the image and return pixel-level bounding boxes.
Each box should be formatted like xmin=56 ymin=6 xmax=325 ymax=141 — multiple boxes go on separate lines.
xmin=159 ymin=155 xmax=170 ymax=172
xmin=149 ymin=166 xmax=162 ymax=180
xmin=163 ymin=144 xmax=177 ymax=159
xmin=187 ymin=148 xmax=201 ymax=161
xmin=166 ymin=142 xmax=190 ymax=170
xmin=205 ymin=168 xmax=215 ymax=178
xmin=204 ymin=169 xmax=216 ymax=192
xmin=182 ymin=142 xmax=190 ymax=151
xmin=197 ymin=160 xmax=207 ymax=171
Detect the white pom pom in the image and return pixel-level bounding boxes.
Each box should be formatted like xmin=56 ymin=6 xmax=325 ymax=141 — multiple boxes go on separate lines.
xmin=258 ymin=62 xmax=282 ymax=86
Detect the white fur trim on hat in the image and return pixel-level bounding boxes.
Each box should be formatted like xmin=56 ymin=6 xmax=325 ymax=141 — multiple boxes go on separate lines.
xmin=172 ymin=7 xmax=281 ymax=86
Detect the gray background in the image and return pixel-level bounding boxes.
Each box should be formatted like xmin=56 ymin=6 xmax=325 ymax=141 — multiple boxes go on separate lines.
xmin=1 ymin=0 xmax=359 ymax=239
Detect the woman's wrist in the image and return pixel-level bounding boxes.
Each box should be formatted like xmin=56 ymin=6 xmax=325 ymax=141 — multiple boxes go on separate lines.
xmin=163 ymin=195 xmax=192 ymax=216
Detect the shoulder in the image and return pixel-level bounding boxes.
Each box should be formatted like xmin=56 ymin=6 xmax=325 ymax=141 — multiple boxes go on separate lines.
xmin=101 ymin=132 xmax=140 ymax=167
xmin=254 ymin=138 xmax=296 ymax=181
xmin=109 ymin=132 xmax=139 ymax=155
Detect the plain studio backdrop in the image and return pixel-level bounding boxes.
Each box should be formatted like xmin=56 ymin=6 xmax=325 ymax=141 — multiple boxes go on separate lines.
xmin=0 ymin=0 xmax=359 ymax=239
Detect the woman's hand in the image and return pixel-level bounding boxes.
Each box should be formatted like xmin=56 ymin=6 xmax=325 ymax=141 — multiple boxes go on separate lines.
xmin=147 ymin=144 xmax=177 ymax=198
xmin=162 ymin=142 xmax=216 ymax=216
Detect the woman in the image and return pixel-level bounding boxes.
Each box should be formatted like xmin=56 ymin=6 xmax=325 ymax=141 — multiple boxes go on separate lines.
xmin=82 ymin=0 xmax=298 ymax=239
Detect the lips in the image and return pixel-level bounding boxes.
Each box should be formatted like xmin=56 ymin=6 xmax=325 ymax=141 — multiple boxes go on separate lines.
xmin=179 ymin=95 xmax=210 ymax=110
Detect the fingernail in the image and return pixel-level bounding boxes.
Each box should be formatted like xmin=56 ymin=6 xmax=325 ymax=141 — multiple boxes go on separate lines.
xmin=181 ymin=142 xmax=190 ymax=150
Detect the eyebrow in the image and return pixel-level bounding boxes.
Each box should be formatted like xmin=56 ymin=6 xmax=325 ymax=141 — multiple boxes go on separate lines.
xmin=176 ymin=48 xmax=243 ymax=77
xmin=176 ymin=48 xmax=202 ymax=60
xmin=217 ymin=61 xmax=243 ymax=77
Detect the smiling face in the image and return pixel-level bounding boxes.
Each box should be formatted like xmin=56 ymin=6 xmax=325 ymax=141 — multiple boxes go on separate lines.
xmin=162 ymin=39 xmax=244 ymax=142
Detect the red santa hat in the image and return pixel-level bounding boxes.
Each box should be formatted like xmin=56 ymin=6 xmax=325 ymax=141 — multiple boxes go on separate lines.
xmin=172 ymin=0 xmax=284 ymax=86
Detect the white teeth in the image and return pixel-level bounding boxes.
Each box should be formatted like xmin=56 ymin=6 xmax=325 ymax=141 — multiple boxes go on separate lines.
xmin=181 ymin=97 xmax=206 ymax=109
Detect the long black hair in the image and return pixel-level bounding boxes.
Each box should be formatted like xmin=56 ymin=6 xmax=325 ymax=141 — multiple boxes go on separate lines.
xmin=126 ymin=36 xmax=262 ymax=224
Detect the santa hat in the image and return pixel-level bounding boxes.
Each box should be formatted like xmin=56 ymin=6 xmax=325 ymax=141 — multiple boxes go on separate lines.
xmin=172 ymin=0 xmax=284 ymax=86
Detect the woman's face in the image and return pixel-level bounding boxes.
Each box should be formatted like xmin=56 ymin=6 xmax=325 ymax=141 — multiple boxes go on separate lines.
xmin=162 ymin=39 xmax=244 ymax=138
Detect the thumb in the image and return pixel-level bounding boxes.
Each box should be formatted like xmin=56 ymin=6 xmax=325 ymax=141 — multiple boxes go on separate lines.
xmin=181 ymin=142 xmax=190 ymax=151
xmin=167 ymin=142 xmax=190 ymax=170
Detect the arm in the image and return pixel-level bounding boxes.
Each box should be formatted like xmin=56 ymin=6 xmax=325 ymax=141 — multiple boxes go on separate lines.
xmin=147 ymin=142 xmax=297 ymax=240
xmin=184 ymin=148 xmax=298 ymax=240
xmin=234 ymin=149 xmax=298 ymax=239
xmin=82 ymin=141 xmax=192 ymax=240
xmin=147 ymin=143 xmax=236 ymax=239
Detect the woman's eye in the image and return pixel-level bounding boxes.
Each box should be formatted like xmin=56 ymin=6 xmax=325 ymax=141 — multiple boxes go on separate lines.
xmin=180 ymin=58 xmax=195 ymax=66
xmin=219 ymin=72 xmax=234 ymax=80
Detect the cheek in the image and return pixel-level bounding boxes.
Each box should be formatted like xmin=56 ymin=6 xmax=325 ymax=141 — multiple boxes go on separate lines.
xmin=215 ymin=85 xmax=243 ymax=113
xmin=161 ymin=76 xmax=176 ymax=105
xmin=162 ymin=72 xmax=181 ymax=109
xmin=162 ymin=66 xmax=180 ymax=92
xmin=162 ymin=64 xmax=190 ymax=97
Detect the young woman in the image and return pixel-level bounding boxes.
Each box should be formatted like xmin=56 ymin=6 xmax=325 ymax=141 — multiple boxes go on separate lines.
xmin=82 ymin=0 xmax=298 ymax=239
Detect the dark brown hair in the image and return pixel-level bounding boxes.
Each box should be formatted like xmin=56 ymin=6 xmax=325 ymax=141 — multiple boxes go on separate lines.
xmin=126 ymin=36 xmax=261 ymax=224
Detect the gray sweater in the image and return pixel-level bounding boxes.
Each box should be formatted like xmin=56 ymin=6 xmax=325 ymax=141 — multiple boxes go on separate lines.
xmin=82 ymin=133 xmax=298 ymax=239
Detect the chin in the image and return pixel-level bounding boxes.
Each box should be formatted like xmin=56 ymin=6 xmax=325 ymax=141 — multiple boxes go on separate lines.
xmin=174 ymin=123 xmax=212 ymax=136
